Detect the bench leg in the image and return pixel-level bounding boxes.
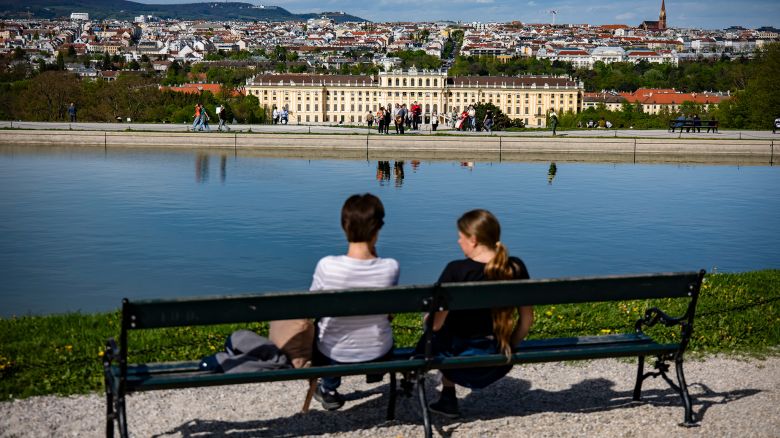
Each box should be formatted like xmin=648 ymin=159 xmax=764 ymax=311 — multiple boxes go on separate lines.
xmin=387 ymin=372 xmax=397 ymax=421
xmin=416 ymin=374 xmax=432 ymax=438
xmin=633 ymin=355 xmax=645 ymax=401
xmin=675 ymin=358 xmax=697 ymax=426
xmin=105 ymin=386 xmax=115 ymax=437
xmin=302 ymin=378 xmax=317 ymax=413
xmin=116 ymin=396 xmax=129 ymax=438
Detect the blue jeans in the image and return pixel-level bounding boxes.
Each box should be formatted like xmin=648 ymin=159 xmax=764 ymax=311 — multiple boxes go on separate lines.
xmin=315 ymin=346 xmax=393 ymax=392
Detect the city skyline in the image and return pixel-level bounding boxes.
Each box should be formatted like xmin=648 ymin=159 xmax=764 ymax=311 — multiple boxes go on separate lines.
xmin=133 ymin=0 xmax=780 ymax=30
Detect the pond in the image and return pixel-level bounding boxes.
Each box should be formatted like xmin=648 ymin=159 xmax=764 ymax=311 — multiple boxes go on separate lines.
xmin=0 ymin=146 xmax=778 ymax=316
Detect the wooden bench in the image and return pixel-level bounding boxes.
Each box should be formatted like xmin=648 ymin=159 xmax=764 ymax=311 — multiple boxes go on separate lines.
xmin=103 ymin=270 xmax=705 ymax=437
xmin=668 ymin=119 xmax=719 ymax=133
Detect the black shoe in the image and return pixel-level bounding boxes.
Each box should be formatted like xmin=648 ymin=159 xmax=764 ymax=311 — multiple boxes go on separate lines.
xmin=429 ymin=393 xmax=460 ymax=418
xmin=314 ymin=386 xmax=345 ymax=411
xmin=365 ymin=373 xmax=383 ymax=384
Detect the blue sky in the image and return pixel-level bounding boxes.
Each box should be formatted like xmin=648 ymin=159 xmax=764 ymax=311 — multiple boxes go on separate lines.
xmin=134 ymin=0 xmax=780 ymax=29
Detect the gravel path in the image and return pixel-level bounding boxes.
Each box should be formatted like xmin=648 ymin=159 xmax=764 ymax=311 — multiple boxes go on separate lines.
xmin=1 ymin=356 xmax=778 ymax=437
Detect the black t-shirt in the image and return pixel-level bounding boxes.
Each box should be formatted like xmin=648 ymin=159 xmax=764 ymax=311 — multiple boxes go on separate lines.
xmin=437 ymin=256 xmax=529 ymax=339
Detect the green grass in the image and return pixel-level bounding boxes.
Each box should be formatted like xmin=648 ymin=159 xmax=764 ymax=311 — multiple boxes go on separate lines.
xmin=1 ymin=270 xmax=778 ymax=401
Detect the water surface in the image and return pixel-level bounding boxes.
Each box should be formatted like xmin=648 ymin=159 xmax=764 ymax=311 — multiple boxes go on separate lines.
xmin=0 ymin=146 xmax=777 ymax=316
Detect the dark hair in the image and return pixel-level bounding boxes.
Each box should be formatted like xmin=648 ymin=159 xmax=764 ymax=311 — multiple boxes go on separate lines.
xmin=341 ymin=193 xmax=385 ymax=243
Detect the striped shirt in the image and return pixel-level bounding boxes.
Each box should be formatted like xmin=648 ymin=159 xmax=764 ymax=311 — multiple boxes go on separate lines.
xmin=311 ymin=255 xmax=400 ymax=363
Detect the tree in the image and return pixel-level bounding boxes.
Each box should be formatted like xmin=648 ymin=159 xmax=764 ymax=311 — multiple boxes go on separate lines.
xmin=273 ymin=45 xmax=288 ymax=62
xmin=56 ymin=52 xmax=65 ymax=71
xmin=101 ymin=52 xmax=111 ymax=70
xmin=15 ymin=71 xmax=81 ymax=121
xmin=473 ymin=102 xmax=512 ymax=131
xmin=12 ymin=47 xmax=25 ymax=60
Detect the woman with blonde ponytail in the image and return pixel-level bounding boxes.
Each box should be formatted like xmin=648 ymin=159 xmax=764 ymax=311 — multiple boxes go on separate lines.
xmin=421 ymin=209 xmax=534 ymax=418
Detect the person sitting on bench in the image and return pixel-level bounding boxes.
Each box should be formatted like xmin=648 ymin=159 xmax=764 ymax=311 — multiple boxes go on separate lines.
xmin=310 ymin=193 xmax=400 ymax=411
xmin=421 ymin=209 xmax=534 ymax=418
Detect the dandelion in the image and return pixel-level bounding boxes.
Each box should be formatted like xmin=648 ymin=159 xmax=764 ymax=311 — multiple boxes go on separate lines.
xmin=600 ymin=329 xmax=612 ymax=334
xmin=98 ymin=351 xmax=105 ymax=357
xmin=545 ymin=310 xmax=553 ymax=317
xmin=65 ymin=345 xmax=73 ymax=352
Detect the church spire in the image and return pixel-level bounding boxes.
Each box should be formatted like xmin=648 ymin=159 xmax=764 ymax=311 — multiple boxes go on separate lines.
xmin=659 ymin=0 xmax=667 ymax=30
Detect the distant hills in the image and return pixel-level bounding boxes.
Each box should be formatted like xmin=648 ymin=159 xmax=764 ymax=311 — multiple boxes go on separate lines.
xmin=0 ymin=0 xmax=367 ymax=23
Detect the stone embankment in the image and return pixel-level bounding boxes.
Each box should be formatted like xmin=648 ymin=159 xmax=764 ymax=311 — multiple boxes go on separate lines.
xmin=0 ymin=129 xmax=776 ymax=164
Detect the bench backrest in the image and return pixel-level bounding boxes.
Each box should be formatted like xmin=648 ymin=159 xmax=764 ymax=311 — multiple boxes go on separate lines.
xmin=122 ymin=271 xmax=704 ymax=331
xmin=438 ymin=271 xmax=702 ymax=311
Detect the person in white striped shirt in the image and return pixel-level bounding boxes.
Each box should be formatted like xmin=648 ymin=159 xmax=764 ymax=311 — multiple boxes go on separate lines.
xmin=311 ymin=193 xmax=400 ymax=411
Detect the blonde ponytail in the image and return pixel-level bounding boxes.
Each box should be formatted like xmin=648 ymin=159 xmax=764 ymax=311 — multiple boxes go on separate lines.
xmin=484 ymin=241 xmax=513 ymax=281
xmin=457 ymin=210 xmax=518 ymax=358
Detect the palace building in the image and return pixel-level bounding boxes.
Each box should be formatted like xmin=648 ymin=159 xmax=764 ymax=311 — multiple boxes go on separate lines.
xmin=244 ymin=68 xmax=584 ymax=128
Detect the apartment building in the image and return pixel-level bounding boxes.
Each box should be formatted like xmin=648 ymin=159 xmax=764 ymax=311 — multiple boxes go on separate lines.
xmin=244 ymin=68 xmax=584 ymax=127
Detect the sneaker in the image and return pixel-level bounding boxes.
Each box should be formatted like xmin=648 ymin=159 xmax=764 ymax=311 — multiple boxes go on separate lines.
xmin=428 ymin=393 xmax=460 ymax=418
xmin=365 ymin=373 xmax=384 ymax=384
xmin=314 ymin=385 xmax=345 ymax=411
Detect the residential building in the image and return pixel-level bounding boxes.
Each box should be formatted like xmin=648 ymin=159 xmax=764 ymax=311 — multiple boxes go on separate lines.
xmin=620 ymin=88 xmax=728 ymax=114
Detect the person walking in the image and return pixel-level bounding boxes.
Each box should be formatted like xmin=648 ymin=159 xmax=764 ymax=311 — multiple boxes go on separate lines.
xmin=376 ymin=107 xmax=385 ymax=134
xmin=366 ymin=111 xmax=374 ymax=130
xmin=549 ymin=110 xmax=558 ymax=136
xmin=67 ymin=102 xmax=77 ymax=123
xmin=200 ymin=106 xmax=211 ymax=132
xmin=191 ymin=103 xmax=203 ymax=131
xmin=467 ymin=106 xmax=476 ymax=131
xmin=384 ymin=104 xmax=392 ymax=134
xmin=483 ymin=110 xmax=494 ymax=134
xmin=217 ymin=105 xmax=230 ymax=132
xmin=431 ymin=112 xmax=439 ymax=132
xmin=393 ymin=104 xmax=402 ymax=134
xmin=272 ymin=106 xmax=279 ymax=125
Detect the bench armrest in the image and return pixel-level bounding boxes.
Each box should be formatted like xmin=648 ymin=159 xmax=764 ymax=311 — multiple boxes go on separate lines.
xmin=635 ymin=307 xmax=685 ymax=332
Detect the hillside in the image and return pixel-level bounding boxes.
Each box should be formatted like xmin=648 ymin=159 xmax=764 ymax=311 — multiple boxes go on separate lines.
xmin=0 ymin=0 xmax=366 ymax=23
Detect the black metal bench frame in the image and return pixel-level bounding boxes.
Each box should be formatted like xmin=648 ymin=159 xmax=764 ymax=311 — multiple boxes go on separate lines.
xmin=103 ymin=270 xmax=704 ymax=438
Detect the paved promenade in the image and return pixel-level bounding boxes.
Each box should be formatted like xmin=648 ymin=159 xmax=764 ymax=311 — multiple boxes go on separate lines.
xmin=1 ymin=120 xmax=777 ymax=141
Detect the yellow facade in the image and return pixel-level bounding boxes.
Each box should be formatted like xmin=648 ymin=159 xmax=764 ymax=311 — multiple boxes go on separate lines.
xmin=244 ymin=69 xmax=584 ymax=127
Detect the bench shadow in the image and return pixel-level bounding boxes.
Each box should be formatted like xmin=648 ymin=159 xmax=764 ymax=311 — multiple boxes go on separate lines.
xmin=437 ymin=377 xmax=760 ymax=436
xmin=151 ymin=376 xmax=760 ymax=437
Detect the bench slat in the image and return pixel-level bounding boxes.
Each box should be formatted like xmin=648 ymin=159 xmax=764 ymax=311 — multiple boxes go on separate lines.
xmin=125 ymin=284 xmax=437 ymax=329
xmin=518 ymin=333 xmax=653 ymax=350
xmin=434 ymin=342 xmax=679 ymax=369
xmin=440 ymin=272 xmax=698 ymax=311
xmin=120 ymin=359 xmax=428 ymax=391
